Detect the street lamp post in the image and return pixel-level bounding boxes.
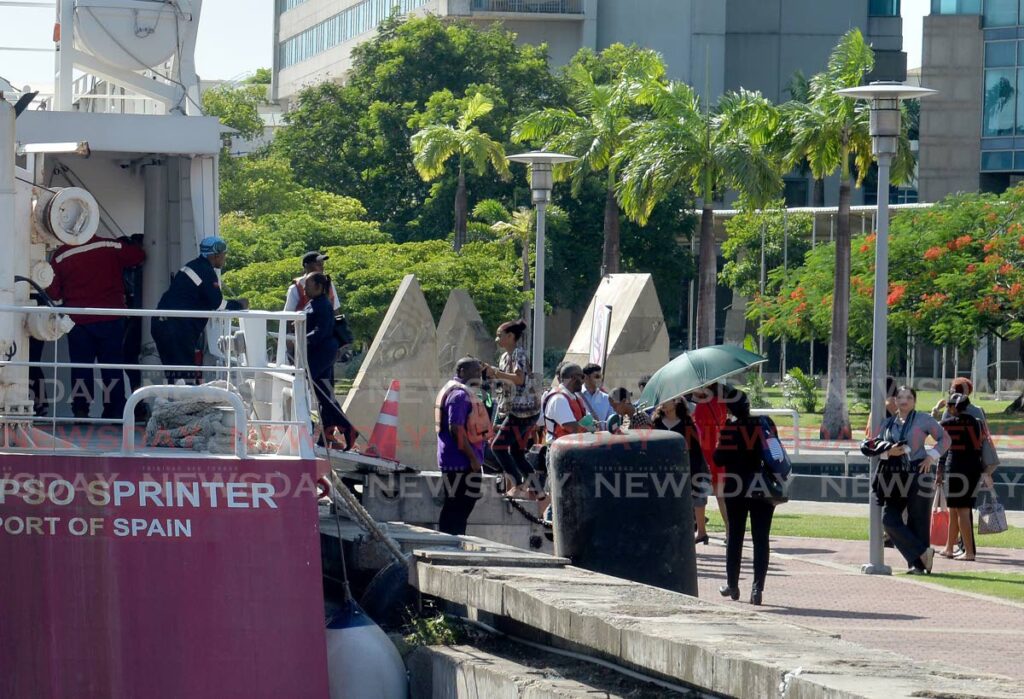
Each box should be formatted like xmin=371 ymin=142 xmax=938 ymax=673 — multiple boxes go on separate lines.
xmin=507 ymin=151 xmax=578 ymax=377
xmin=837 ymin=82 xmax=936 ymax=576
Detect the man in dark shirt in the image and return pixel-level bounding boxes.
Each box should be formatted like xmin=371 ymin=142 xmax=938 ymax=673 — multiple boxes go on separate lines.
xmin=152 ymin=236 xmax=246 ymax=384
xmin=47 ymin=234 xmax=146 ymax=419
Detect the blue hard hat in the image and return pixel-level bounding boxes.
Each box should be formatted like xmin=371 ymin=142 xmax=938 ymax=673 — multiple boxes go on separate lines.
xmin=199 ymin=236 xmax=228 ymax=256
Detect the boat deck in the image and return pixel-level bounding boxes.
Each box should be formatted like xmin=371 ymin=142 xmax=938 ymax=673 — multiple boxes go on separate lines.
xmin=1 ymin=423 xmax=305 ymax=459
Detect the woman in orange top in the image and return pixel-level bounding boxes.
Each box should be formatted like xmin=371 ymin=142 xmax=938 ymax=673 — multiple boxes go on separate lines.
xmin=691 ymin=383 xmax=730 ymax=535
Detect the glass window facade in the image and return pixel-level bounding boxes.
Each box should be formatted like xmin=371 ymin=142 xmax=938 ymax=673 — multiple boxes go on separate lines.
xmin=279 ymin=0 xmax=430 ymax=69
xmin=984 ymin=68 xmax=1016 ymax=135
xmin=931 ymin=0 xmax=981 ymax=13
xmin=869 ymin=0 xmax=900 ymax=15
xmin=984 ymin=0 xmax=1019 ymax=26
xmin=982 ymin=151 xmax=1013 ymax=170
xmin=986 ymin=40 xmax=1016 ymax=66
xmin=278 ymin=0 xmax=309 ymax=12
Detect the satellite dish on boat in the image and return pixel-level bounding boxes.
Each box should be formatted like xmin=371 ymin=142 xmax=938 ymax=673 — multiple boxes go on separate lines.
xmin=73 ymin=0 xmax=192 ymax=72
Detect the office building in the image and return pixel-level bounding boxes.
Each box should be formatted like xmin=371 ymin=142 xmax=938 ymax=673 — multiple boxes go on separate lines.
xmin=918 ymin=0 xmax=1024 ymax=200
xmin=273 ymin=0 xmax=907 ymax=116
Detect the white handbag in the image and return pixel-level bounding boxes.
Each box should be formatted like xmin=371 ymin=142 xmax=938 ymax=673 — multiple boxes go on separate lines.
xmin=977 ymin=491 xmax=1008 ymax=535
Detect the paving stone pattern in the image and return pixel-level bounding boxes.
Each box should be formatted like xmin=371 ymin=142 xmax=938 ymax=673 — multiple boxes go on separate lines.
xmin=694 ymin=535 xmax=1024 ymax=680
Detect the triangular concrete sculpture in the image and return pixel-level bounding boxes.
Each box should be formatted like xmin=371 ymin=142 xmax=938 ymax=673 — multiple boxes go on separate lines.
xmin=562 ymin=274 xmax=669 ymax=398
xmin=436 ymin=289 xmax=496 ymax=380
xmin=343 ymin=275 xmax=440 ymax=469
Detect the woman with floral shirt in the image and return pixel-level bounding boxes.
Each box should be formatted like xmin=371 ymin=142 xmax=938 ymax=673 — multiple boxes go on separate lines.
xmin=482 ymin=319 xmax=540 ymax=498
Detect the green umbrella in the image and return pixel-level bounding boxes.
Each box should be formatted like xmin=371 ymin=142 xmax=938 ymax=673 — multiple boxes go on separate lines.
xmin=638 ymin=344 xmax=767 ymax=409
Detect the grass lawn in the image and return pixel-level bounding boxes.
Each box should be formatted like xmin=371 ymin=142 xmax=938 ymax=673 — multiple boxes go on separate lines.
xmin=914 ymin=572 xmax=1024 ymax=603
xmin=705 ymin=511 xmax=1024 ymax=549
xmin=739 ymin=385 xmax=1021 ymax=435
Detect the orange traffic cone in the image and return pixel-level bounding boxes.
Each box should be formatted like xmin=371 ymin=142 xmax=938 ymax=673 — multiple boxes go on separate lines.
xmin=365 ymin=380 xmax=400 ymax=461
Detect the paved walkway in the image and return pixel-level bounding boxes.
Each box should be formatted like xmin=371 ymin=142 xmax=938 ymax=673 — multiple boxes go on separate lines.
xmin=694 ymin=534 xmax=1024 ymax=680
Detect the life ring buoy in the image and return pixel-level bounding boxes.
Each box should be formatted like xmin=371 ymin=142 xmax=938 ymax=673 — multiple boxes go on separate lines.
xmin=317 ymin=477 xmax=331 ymax=500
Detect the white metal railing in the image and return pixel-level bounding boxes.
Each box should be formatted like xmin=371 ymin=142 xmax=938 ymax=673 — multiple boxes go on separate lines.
xmin=471 ymin=0 xmax=584 ymax=13
xmin=750 ymin=408 xmax=801 ymax=455
xmin=122 ymin=385 xmax=248 ymax=457
xmin=0 ymin=305 xmax=316 ymax=458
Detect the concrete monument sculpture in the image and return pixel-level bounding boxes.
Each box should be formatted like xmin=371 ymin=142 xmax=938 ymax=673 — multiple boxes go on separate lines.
xmin=563 ymin=274 xmax=669 ymax=396
xmin=436 ymin=289 xmax=495 ymax=379
xmin=342 ymin=275 xmax=439 ymax=469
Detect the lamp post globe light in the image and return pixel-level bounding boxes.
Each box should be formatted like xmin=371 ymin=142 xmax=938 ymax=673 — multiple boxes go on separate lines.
xmin=836 ymin=82 xmax=937 ymax=576
xmin=507 ymin=151 xmax=578 ymax=376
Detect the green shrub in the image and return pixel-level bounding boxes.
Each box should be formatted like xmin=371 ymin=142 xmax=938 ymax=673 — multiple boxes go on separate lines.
xmin=743 ymin=372 xmax=772 ymax=409
xmin=405 ymin=613 xmax=463 ymax=647
xmin=780 ymin=367 xmax=819 ymax=414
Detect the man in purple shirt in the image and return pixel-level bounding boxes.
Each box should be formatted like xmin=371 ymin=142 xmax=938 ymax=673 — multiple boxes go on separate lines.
xmin=436 ymin=357 xmax=485 ymax=535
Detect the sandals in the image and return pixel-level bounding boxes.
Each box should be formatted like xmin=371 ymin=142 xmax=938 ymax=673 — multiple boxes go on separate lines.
xmin=954 ymin=552 xmax=976 ymax=561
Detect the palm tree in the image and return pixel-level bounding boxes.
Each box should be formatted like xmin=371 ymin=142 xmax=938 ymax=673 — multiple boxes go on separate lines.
xmin=512 ymin=51 xmax=663 ymax=276
xmin=783 ymin=28 xmax=913 ymax=439
xmin=617 ymin=82 xmax=784 ymax=349
xmin=492 ymin=207 xmax=536 ymax=330
xmin=411 ymin=92 xmax=510 ymax=251
xmin=785 ymin=70 xmax=825 ymax=207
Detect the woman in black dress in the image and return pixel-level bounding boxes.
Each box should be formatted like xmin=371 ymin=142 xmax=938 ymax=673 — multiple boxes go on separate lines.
xmin=653 ymin=397 xmax=710 ymax=545
xmin=938 ymin=393 xmax=984 ymax=561
xmin=713 ymin=389 xmax=777 ymax=605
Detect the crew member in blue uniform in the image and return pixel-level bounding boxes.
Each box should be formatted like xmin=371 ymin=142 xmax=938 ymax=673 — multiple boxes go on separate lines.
xmin=152 ymin=236 xmax=247 ymax=383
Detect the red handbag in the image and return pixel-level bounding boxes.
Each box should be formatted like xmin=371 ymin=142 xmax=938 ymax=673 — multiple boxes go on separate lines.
xmin=930 ymin=489 xmax=949 ymax=547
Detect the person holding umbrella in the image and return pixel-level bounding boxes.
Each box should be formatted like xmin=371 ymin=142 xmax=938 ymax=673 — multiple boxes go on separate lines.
xmin=639 ymin=345 xmax=768 ymax=541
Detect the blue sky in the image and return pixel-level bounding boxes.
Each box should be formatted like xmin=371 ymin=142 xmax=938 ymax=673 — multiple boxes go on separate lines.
xmin=1 ymin=0 xmax=929 ymax=92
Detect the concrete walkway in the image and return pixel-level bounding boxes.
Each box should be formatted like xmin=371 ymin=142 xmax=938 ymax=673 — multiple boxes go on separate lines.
xmin=694 ymin=534 xmax=1024 ymax=680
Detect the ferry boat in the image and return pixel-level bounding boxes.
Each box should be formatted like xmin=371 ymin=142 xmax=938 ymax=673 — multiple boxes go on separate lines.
xmin=0 ymin=3 xmax=406 ymax=697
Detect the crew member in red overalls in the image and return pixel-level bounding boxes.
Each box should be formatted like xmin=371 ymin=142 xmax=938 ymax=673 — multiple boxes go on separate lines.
xmin=47 ymin=233 xmax=145 ymax=419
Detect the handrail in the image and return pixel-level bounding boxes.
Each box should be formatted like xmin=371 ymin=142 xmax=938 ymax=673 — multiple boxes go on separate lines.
xmin=122 ymin=385 xmax=247 ymax=458
xmin=0 ymin=304 xmax=305 ymax=321
xmin=1 ymin=360 xmax=303 ymax=373
xmin=750 ymin=407 xmax=801 ymax=455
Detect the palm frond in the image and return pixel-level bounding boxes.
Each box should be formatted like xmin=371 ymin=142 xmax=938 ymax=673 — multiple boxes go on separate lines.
xmin=826 ymin=28 xmax=875 ymax=88
xmin=411 ymin=125 xmax=460 ymax=180
xmin=458 ymin=92 xmax=495 ymax=130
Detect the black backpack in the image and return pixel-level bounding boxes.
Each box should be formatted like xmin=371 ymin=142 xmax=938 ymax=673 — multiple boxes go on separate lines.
xmin=333 ymin=313 xmax=355 ymax=347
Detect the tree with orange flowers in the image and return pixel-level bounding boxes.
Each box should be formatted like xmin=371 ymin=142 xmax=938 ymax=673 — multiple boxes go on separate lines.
xmin=749 ymin=185 xmax=1024 ymax=414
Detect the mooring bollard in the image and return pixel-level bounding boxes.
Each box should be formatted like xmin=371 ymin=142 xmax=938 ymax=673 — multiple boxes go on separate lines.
xmin=548 ymin=431 xmax=698 ymax=596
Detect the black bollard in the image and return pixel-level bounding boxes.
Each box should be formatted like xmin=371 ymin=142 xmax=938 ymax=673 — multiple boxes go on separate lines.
xmin=549 ymin=431 xmax=698 ymax=596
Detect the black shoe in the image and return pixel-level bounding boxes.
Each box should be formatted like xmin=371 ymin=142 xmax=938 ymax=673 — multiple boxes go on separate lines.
xmin=695 ymin=534 xmax=710 ymax=545
xmin=719 ymin=585 xmax=739 ymax=601
xmin=750 ymin=588 xmax=763 ymax=606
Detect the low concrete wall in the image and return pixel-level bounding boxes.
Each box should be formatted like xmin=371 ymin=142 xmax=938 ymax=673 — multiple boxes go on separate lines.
xmin=411 ymin=557 xmax=1021 ymax=699
xmin=407 ymin=643 xmax=697 ymax=698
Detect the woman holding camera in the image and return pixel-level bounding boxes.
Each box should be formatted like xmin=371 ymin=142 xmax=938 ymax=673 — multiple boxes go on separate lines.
xmin=874 ymin=386 xmax=950 ymax=574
